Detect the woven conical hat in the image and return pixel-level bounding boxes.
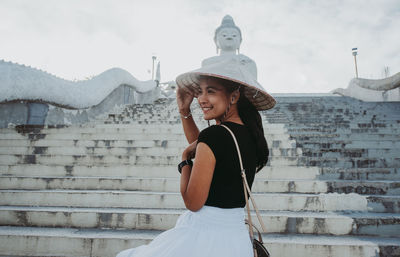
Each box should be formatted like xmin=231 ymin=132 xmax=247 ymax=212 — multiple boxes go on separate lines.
xmin=176 ymin=57 xmax=276 ymax=110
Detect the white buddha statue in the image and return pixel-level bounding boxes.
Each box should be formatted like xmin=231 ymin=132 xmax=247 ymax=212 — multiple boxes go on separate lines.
xmin=201 ymin=15 xmax=258 ymax=79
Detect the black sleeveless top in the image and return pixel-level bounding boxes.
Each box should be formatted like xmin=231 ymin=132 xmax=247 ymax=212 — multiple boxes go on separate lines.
xmin=197 ymin=121 xmax=257 ymax=208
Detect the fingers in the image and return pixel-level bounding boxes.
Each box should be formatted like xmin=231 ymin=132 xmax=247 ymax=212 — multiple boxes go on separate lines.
xmin=187 ymin=150 xmax=195 ymax=160
xmin=184 ymin=140 xmax=198 ymax=160
xmin=177 ymin=86 xmax=192 ymax=95
xmin=177 ymin=85 xmax=200 ymax=98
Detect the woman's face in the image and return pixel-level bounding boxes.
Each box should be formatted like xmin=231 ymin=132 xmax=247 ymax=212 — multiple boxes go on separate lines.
xmin=196 ymin=78 xmax=231 ymax=121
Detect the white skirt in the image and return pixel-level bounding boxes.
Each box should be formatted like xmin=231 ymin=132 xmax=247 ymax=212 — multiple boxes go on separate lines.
xmin=116 ymin=205 xmax=253 ymax=257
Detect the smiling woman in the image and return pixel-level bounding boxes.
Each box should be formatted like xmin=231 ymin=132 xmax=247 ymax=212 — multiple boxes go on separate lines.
xmin=196 ymin=77 xmax=240 ymax=122
xmin=115 ymin=52 xmax=275 ymax=256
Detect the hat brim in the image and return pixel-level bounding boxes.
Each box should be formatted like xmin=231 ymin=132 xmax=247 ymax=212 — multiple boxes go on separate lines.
xmin=176 ymin=71 xmax=276 ymax=111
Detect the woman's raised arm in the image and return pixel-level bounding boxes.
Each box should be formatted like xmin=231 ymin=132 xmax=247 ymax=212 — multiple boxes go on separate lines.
xmin=176 ymin=87 xmax=200 ymax=144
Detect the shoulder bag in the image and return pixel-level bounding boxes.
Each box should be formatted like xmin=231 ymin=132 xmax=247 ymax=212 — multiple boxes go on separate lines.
xmin=221 ymin=124 xmax=270 ymax=257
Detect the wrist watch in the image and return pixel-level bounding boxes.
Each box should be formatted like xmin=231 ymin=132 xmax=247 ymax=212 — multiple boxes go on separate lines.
xmin=178 ymin=159 xmax=193 ymax=174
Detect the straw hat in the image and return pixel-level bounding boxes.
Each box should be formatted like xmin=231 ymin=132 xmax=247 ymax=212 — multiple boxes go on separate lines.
xmin=175 ymin=57 xmax=276 ymax=110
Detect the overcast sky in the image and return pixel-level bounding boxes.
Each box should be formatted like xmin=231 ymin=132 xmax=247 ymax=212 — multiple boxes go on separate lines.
xmin=1 ymin=0 xmax=399 ymax=93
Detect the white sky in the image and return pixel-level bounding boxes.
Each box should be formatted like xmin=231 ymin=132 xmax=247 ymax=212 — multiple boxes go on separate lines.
xmin=1 ymin=0 xmax=399 ymax=93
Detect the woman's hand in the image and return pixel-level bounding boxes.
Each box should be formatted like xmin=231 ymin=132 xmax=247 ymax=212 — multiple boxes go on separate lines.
xmin=176 ymin=86 xmax=195 ymax=115
xmin=182 ymin=140 xmax=198 ymax=160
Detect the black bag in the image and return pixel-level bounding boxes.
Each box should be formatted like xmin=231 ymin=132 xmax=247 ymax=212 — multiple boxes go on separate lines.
xmin=254 ymin=238 xmax=270 ymax=257
xmin=246 ymin=220 xmax=270 ymax=257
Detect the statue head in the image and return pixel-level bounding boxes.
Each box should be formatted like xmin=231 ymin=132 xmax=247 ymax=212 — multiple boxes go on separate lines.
xmin=214 ymin=15 xmax=242 ymax=53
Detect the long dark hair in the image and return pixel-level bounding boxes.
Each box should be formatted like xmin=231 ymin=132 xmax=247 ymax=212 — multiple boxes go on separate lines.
xmin=237 ymin=91 xmax=269 ymax=172
xmin=205 ymin=76 xmax=269 ymax=172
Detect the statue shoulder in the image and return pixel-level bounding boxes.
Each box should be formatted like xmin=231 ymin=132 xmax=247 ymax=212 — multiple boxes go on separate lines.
xmin=236 ymin=54 xmax=258 ymax=79
xmin=201 ymin=54 xmax=255 ymax=66
xmin=201 ymin=54 xmax=258 ymax=79
xmin=237 ymin=54 xmax=256 ymax=64
xmin=237 ymin=54 xmax=253 ymax=61
xmin=201 ymin=56 xmax=222 ymax=67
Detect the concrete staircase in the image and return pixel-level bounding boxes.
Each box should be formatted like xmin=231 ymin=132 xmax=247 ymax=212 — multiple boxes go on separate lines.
xmin=0 ymin=96 xmax=399 ymax=257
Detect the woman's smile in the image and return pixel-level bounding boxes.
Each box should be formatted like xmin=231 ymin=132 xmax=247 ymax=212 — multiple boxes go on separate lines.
xmin=201 ymin=106 xmax=213 ymax=114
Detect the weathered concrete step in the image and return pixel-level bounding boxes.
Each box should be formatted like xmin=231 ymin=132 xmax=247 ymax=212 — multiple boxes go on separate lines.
xmin=290 ymin=113 xmax=400 ymax=120
xmin=0 ymin=146 xmax=186 ymax=156
xmin=285 ymin=117 xmax=400 ymax=122
xmin=0 ymin=137 xmax=297 ymax=150
xmin=0 ymin=131 xmax=292 ymax=141
xmin=0 ymin=146 xmax=302 ymax=157
xmin=287 ymin=127 xmax=400 ymax=134
xmin=302 ymin=157 xmax=400 ymax=168
xmin=1 ymin=226 xmax=399 ymax=257
xmin=2 ymin=126 xmax=185 ymax=135
xmin=286 ymin=127 xmax=400 ymax=134
xmin=287 ymin=126 xmax=400 ymax=132
xmin=289 ymin=133 xmax=400 ymax=141
xmin=2 ymin=176 xmax=399 ymax=195
xmin=319 ymin=167 xmax=400 ymax=180
xmin=0 ymin=190 xmax=369 ymax=212
xmin=0 ymin=139 xmax=185 ymax=148
xmin=0 ymin=164 xmax=321 ymax=180
xmin=292 ymin=134 xmax=400 ymax=141
xmin=0 ymin=154 xmax=300 ymax=166
xmin=349 ymin=127 xmax=400 ymax=133
xmin=301 ymin=147 xmax=400 ymax=154
xmin=301 ymin=148 xmax=400 ymax=158
xmin=0 ymin=176 xmax=328 ymax=193
xmin=262 ymin=233 xmax=400 ymax=257
xmin=296 ymin=140 xmax=400 ymax=148
xmin=367 ymin=195 xmax=400 ymax=213
xmin=0 ymin=226 xmax=155 ymax=257
xmin=0 ymin=132 xmax=194 ymax=141
xmin=0 ymin=135 xmax=296 ymax=148
xmin=326 ymin=180 xmax=400 ymax=195
xmin=14 ymin=122 xmax=288 ymax=129
xmin=1 ymin=206 xmax=399 ymax=237
xmin=0 ymin=124 xmax=289 ymax=134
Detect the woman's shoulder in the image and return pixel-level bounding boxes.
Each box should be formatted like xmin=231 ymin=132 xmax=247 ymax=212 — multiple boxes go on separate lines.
xmin=197 ymin=125 xmax=233 ymax=159
xmin=198 ymin=123 xmax=246 ymax=140
xmin=198 ymin=125 xmax=227 ymax=141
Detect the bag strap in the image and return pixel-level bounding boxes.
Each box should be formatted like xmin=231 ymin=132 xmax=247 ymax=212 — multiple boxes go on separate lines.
xmin=245 ymin=219 xmax=263 ymax=243
xmin=220 ymin=124 xmax=268 ymax=237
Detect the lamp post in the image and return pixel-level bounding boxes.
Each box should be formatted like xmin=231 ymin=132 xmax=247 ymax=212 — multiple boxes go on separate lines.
xmin=352 ymin=48 xmax=359 ymax=78
xmin=152 ymin=55 xmax=157 ymax=80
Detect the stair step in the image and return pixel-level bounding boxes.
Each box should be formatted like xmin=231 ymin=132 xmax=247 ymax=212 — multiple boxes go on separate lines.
xmin=0 ymin=138 xmax=297 ymax=150
xmin=0 ymin=154 xmax=301 ymax=166
xmin=0 ymin=164 xmax=322 ymax=179
xmin=0 ymin=226 xmax=399 ymax=257
xmin=0 ymin=125 xmax=290 ymax=135
xmin=0 ymin=190 xmax=369 ymax=212
xmin=300 ymin=157 xmax=400 ymax=168
xmin=287 ymin=127 xmax=400 ymax=134
xmin=296 ymin=140 xmax=400 ymax=149
xmin=0 ymin=139 xmax=185 ymax=148
xmin=1 ymin=206 xmax=399 ymax=237
xmin=0 ymin=176 xmax=328 ymax=193
xmin=319 ymin=167 xmax=400 ymax=180
xmin=1 ymin=176 xmax=399 ymax=195
xmin=326 ymin=180 xmax=400 ymax=195
xmin=0 ymin=146 xmax=302 ymax=157
xmin=0 ymin=131 xmax=294 ymax=142
xmin=367 ymin=195 xmax=400 ymax=213
xmin=291 ymin=136 xmax=400 ymax=142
